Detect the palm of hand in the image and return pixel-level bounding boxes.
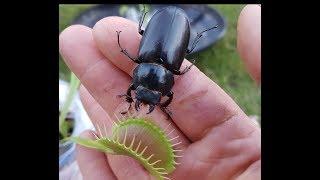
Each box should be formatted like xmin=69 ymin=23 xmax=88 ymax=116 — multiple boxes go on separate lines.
xmin=59 ymin=5 xmax=261 ymax=180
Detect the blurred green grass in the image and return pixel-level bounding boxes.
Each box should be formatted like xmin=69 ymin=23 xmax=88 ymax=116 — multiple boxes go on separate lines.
xmin=59 ymin=4 xmax=260 ymax=117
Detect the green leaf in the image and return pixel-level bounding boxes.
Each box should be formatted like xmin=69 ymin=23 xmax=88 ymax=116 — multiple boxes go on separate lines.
xmin=59 ymin=72 xmax=81 ymax=138
xmin=60 ymin=121 xmax=69 ymax=137
xmin=66 ymin=137 xmax=115 ymax=154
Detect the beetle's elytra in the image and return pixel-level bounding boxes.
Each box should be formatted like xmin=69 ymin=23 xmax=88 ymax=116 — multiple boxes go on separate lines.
xmin=117 ymin=6 xmax=218 ymax=118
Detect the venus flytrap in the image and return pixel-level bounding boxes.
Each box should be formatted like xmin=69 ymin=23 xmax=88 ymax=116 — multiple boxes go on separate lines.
xmin=66 ymin=117 xmax=183 ymax=180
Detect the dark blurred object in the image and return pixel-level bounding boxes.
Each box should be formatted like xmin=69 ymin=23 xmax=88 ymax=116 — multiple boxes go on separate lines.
xmin=72 ymin=5 xmax=121 ymax=28
xmin=72 ymin=4 xmax=226 ymax=55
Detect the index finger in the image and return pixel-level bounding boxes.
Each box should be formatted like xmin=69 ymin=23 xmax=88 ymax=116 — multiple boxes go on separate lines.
xmin=93 ymin=17 xmax=254 ymax=141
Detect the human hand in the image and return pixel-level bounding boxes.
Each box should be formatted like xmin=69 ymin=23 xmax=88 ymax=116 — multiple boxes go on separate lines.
xmin=59 ymin=4 xmax=261 ymax=180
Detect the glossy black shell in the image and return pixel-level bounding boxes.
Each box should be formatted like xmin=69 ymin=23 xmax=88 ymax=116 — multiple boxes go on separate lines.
xmin=132 ymin=63 xmax=174 ymax=95
xmin=138 ymin=6 xmax=191 ymax=72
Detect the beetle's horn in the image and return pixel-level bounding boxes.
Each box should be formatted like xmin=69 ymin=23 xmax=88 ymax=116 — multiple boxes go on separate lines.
xmin=135 ymin=100 xmax=141 ymax=111
xmin=147 ymin=104 xmax=155 ymax=114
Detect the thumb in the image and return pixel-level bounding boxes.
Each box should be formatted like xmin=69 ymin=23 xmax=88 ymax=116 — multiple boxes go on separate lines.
xmin=237 ymin=4 xmax=261 ymax=84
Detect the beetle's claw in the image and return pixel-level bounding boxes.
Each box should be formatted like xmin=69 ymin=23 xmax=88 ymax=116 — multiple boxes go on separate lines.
xmin=118 ymin=94 xmax=133 ymax=103
xmin=146 ymin=105 xmax=155 ymax=114
xmin=135 ymin=100 xmax=141 ymax=111
xmin=126 ymin=97 xmax=133 ymax=103
xmin=120 ymin=111 xmax=127 ymax=115
xmin=120 ymin=102 xmax=132 ymax=115
xmin=160 ymin=106 xmax=173 ymax=120
xmin=117 ymin=94 xmax=127 ymax=98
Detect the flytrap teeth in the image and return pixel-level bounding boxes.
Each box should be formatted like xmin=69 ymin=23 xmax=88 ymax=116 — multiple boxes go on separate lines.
xmin=173 ymin=149 xmax=183 ymax=152
xmin=167 ymin=129 xmax=175 ymax=136
xmin=103 ymin=123 xmax=108 ymax=137
xmin=172 ymin=141 xmax=182 ymax=147
xmin=174 ymin=155 xmax=183 ymax=158
xmin=154 ymin=167 xmax=166 ymax=171
xmin=69 ymin=118 xmax=183 ymax=180
xmin=123 ymin=127 xmax=128 ymax=145
xmin=162 ymin=176 xmax=172 ymax=180
xmin=147 ymin=154 xmax=154 ymax=160
xmin=129 ymin=134 xmax=136 ymax=149
xmin=163 ymin=122 xmax=172 ymax=132
xmin=169 ymin=136 xmax=180 ymax=142
xmin=91 ymin=131 xmax=100 ymax=140
xmin=135 ymin=140 xmax=142 ymax=152
xmin=151 ymin=160 xmax=162 ymax=165
xmin=140 ymin=146 xmax=148 ymax=156
xmin=96 ymin=124 xmax=103 ymax=137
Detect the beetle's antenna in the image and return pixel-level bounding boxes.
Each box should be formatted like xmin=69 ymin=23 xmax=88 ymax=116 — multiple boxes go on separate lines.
xmin=187 ymin=24 xmax=219 ymax=54
xmin=138 ymin=4 xmax=148 ymax=35
xmin=199 ymin=24 xmax=219 ymax=35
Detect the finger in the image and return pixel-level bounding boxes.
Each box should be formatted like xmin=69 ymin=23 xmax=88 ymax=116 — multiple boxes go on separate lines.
xmin=79 ymin=85 xmax=151 ymax=180
xmin=60 ymin=26 xmax=151 ymax=179
xmin=93 ymin=16 xmax=141 ymax=75
xmin=59 ymin=24 xmax=189 ymax=147
xmin=93 ymin=16 xmax=254 ymax=141
xmin=76 ymin=130 xmax=117 ymax=180
xmin=236 ymin=160 xmax=261 ymax=180
xmin=78 ymin=84 xmax=114 ymax=136
xmin=237 ymin=4 xmax=261 ymax=84
xmin=173 ymin=115 xmax=261 ymax=179
xmin=59 ymin=25 xmax=130 ymax=115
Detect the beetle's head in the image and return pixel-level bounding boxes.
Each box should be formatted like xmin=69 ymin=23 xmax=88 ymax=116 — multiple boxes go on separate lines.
xmin=135 ymin=86 xmax=161 ymax=114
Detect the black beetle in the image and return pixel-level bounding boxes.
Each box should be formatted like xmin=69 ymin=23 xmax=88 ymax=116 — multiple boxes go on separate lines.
xmin=117 ymin=6 xmax=218 ymax=117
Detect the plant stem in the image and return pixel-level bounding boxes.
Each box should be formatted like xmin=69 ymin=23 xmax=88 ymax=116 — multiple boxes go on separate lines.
xmin=59 ymin=72 xmax=80 ymax=138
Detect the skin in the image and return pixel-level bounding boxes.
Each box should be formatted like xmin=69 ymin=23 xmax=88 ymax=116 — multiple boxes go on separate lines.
xmin=237 ymin=5 xmax=261 ymax=84
xmin=59 ymin=5 xmax=261 ymax=180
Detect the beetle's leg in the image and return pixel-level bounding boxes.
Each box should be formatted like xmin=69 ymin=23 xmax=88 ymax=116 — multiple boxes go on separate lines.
xmin=173 ymin=59 xmax=196 ymax=75
xmin=160 ymin=106 xmax=173 ymax=120
xmin=186 ymin=25 xmax=219 ymax=54
xmin=135 ymin=100 xmax=142 ymax=111
xmin=138 ymin=5 xmax=148 ymax=35
xmin=118 ymin=83 xmax=135 ymax=103
xmin=147 ymin=104 xmax=156 ymax=114
xmin=116 ymin=31 xmax=140 ymax=64
xmin=160 ymin=91 xmax=174 ymax=119
xmin=118 ymin=83 xmax=135 ymax=114
xmin=160 ymin=91 xmax=174 ymax=107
